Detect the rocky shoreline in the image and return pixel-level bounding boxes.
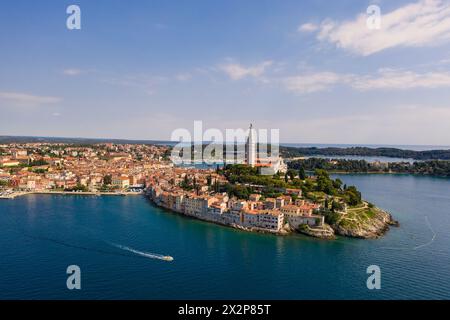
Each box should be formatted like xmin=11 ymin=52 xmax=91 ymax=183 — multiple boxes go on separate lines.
xmin=331 ymin=207 xmax=399 ymax=239
xmin=149 ymin=195 xmax=398 ymax=240
xmin=297 ymin=224 xmax=336 ymax=239
xmin=148 ymin=198 xmax=291 ymax=236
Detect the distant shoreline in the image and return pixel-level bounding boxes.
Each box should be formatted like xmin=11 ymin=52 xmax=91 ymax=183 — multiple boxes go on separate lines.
xmin=280 ymin=146 xmax=450 ymax=161
xmin=313 ymin=171 xmax=448 ymax=176
xmin=288 ymin=158 xmax=450 ymax=178
xmin=1 ymin=135 xmax=449 ymax=152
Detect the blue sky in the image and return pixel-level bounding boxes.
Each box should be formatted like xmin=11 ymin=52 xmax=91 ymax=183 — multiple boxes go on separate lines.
xmin=1 ymin=0 xmax=450 ymax=145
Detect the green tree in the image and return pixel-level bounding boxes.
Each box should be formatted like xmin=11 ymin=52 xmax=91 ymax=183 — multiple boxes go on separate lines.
xmin=333 ymin=178 xmax=343 ymax=190
xmin=287 ymin=169 xmax=296 ymax=180
xmin=103 ymin=175 xmax=112 ymax=185
xmin=344 ymin=186 xmax=361 ymax=206
xmin=315 ymin=169 xmax=335 ymax=194
xmin=298 ymin=167 xmax=306 ymax=180
xmin=331 ymin=200 xmax=344 ymax=212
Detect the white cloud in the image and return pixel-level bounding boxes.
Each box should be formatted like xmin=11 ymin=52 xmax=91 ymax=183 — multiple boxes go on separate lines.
xmin=277 ymin=105 xmax=450 ymax=145
xmin=282 ymin=69 xmax=450 ymax=93
xmin=175 ymin=73 xmax=192 ymax=81
xmin=352 ymin=69 xmax=450 ymax=90
xmin=298 ymin=23 xmax=319 ymax=32
xmin=220 ymin=61 xmax=273 ymax=80
xmin=102 ymin=74 xmax=168 ymax=95
xmin=438 ymin=57 xmax=450 ymax=64
xmin=63 ymin=68 xmax=84 ymax=76
xmin=0 ymin=91 xmax=62 ymax=107
xmin=283 ymin=72 xmax=347 ymax=93
xmin=315 ymin=0 xmax=450 ymax=56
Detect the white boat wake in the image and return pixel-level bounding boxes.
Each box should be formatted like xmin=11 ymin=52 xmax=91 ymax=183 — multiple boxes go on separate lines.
xmin=110 ymin=243 xmax=174 ymax=262
xmin=413 ymin=216 xmax=436 ymax=250
xmin=379 ymin=216 xmax=436 ymax=251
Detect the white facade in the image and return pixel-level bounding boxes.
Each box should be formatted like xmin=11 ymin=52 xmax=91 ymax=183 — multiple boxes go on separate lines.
xmin=245 ymin=124 xmax=256 ymax=167
xmin=241 ymin=210 xmax=284 ymax=231
xmin=184 ymin=196 xmax=206 ymax=216
xmin=285 ymin=214 xmax=324 ymax=228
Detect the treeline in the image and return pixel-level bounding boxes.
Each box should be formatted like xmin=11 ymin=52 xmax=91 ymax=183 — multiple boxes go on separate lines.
xmin=219 ymin=164 xmax=302 ymax=199
xmin=219 ymin=164 xmax=362 ymax=206
xmin=220 ymin=164 xmax=298 ymax=192
xmin=312 ymin=169 xmax=362 ymax=206
xmin=280 ymin=146 xmax=450 ymax=160
xmin=288 ymin=158 xmax=450 ymax=177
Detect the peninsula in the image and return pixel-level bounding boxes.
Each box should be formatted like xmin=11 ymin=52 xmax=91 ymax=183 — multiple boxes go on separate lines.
xmin=0 ymin=134 xmax=398 ymax=240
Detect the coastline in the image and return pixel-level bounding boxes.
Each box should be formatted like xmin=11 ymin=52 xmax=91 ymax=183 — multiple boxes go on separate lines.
xmin=331 ymin=207 xmax=399 ymax=239
xmin=146 ymin=195 xmax=292 ymax=237
xmin=0 ymin=190 xmax=142 ymax=199
xmin=1 ymin=167 xmax=448 ymax=300
xmin=1 ymin=190 xmax=398 ymax=240
xmin=146 ymin=193 xmax=395 ymax=240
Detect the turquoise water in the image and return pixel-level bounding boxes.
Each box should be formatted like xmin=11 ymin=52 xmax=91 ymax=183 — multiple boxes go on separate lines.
xmin=0 ymin=174 xmax=450 ymax=299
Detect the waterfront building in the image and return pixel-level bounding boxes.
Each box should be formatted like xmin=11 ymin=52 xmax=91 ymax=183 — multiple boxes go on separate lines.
xmin=281 ymin=203 xmax=324 ymax=229
xmin=229 ymin=199 xmax=248 ymax=213
xmin=286 ymin=212 xmax=324 ymax=228
xmin=241 ymin=209 xmax=284 ymax=231
xmin=184 ymin=195 xmax=216 ymax=217
xmin=174 ymin=194 xmax=185 ymax=213
xmin=208 ymin=202 xmax=227 ymax=215
xmin=112 ymin=176 xmax=130 ymax=189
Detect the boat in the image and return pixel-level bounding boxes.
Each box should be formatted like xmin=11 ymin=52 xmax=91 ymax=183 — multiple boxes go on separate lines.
xmin=162 ymin=256 xmax=174 ymax=261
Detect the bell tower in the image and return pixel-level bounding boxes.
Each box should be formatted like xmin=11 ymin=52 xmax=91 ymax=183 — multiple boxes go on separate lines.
xmin=245 ymin=124 xmax=256 ymax=167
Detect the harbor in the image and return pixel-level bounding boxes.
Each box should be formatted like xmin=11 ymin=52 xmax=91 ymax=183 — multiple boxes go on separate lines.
xmin=0 ymin=190 xmax=143 ymax=199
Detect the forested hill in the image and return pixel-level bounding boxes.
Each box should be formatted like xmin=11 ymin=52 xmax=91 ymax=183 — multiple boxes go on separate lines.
xmin=280 ymin=146 xmax=450 ymax=160
xmin=288 ymin=158 xmax=450 ymax=177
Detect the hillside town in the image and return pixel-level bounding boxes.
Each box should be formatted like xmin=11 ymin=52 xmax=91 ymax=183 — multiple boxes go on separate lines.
xmin=0 ymin=134 xmax=328 ymax=235
xmin=0 ymin=142 xmax=170 ymax=194
xmin=147 ymin=172 xmax=323 ymax=234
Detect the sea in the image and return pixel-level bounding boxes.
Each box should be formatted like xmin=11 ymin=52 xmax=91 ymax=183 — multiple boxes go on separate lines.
xmin=1 ymin=173 xmax=449 ymax=299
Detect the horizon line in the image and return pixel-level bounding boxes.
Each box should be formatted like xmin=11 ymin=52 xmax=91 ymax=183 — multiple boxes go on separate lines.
xmin=0 ymin=135 xmax=450 ymax=149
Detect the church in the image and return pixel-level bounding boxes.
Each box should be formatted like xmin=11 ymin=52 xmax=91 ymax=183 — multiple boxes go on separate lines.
xmin=244 ymin=124 xmax=287 ymax=175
